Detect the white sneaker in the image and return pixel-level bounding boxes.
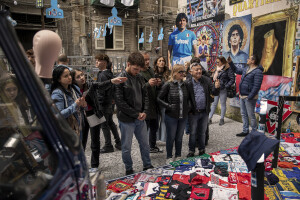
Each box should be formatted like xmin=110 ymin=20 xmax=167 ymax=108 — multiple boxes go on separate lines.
xmin=166 ymin=158 xmax=173 ymax=165
xmin=175 ymin=156 xmax=183 ymax=161
xmin=89 ymin=168 xmax=99 ymax=174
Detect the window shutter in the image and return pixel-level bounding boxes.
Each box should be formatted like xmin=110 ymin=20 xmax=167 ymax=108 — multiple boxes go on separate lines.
xmin=94 ymin=23 xmax=105 ymax=50
xmin=114 ymin=26 xmax=124 ymax=50
xmin=145 ymin=26 xmax=151 ymax=51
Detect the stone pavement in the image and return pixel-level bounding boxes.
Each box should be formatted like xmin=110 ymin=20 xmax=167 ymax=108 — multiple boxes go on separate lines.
xmin=84 ymin=114 xmax=245 ymax=181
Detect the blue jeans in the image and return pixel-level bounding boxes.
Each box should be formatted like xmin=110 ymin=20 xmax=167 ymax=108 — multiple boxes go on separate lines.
xmin=118 ymin=119 xmax=152 ymax=171
xmin=209 ymin=89 xmax=227 ymax=120
xmin=157 ymin=107 xmax=166 ymax=142
xmin=164 ymin=114 xmax=187 ymax=158
xmin=188 ymin=112 xmax=208 ymax=152
xmin=240 ymin=98 xmax=257 ymax=133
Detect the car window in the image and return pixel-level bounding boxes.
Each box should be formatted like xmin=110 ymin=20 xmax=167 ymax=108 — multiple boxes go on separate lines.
xmin=0 ymin=47 xmax=58 ymax=199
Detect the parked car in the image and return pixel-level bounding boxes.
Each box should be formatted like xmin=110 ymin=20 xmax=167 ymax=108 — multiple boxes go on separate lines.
xmin=0 ymin=10 xmax=101 ymax=200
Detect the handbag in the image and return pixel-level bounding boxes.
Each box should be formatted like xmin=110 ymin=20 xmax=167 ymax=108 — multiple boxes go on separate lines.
xmin=63 ymin=88 xmax=81 ymax=136
xmin=86 ymin=114 xmax=106 ymax=127
xmin=67 ymin=114 xmax=80 ymax=136
xmin=227 ymin=83 xmax=237 ymax=98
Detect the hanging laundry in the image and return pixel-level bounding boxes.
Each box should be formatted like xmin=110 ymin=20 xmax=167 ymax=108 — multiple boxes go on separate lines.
xmin=121 ymin=0 xmax=134 ymax=6
xmin=100 ymin=0 xmax=115 ymax=6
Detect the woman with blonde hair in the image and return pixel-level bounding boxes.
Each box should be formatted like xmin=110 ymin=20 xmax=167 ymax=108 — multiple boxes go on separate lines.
xmin=157 ymin=64 xmax=190 ymax=164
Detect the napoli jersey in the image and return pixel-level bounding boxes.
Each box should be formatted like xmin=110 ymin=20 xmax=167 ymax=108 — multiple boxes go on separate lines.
xmin=168 ymin=29 xmax=197 ymax=58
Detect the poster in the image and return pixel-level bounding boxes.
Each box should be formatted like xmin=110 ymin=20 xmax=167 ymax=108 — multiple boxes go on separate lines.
xmin=223 ymin=14 xmax=252 ymax=109
xmin=253 ymin=21 xmax=286 ymax=76
xmin=222 ymin=14 xmax=251 ymax=64
xmin=192 ymin=23 xmax=222 ymax=72
xmin=265 ymin=100 xmax=292 ymax=134
xmin=186 ymin=0 xmax=225 ymax=28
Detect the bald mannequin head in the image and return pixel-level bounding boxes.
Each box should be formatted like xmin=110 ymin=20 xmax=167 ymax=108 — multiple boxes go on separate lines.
xmin=33 ymin=30 xmax=62 ymax=78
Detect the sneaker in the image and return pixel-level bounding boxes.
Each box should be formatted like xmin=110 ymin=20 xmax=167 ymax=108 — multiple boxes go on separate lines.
xmin=166 ymin=158 xmax=173 ymax=165
xmin=115 ymin=143 xmax=122 ymax=150
xmin=100 ymin=147 xmax=114 ymax=153
xmin=89 ymin=168 xmax=99 ymax=174
xmin=236 ymin=132 xmax=249 ymax=137
xmin=186 ymin=152 xmax=195 ymax=158
xmin=219 ymin=119 xmax=225 ymax=126
xmin=174 ymin=156 xmax=183 ymax=161
xmin=150 ymin=146 xmax=163 ymax=153
xmin=143 ymin=165 xmax=154 ymax=171
xmin=126 ymin=169 xmax=134 ymax=175
xmin=199 ymin=149 xmax=206 ymax=156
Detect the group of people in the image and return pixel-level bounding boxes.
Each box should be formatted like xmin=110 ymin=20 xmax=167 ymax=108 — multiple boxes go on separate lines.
xmin=47 ymin=51 xmax=262 ymax=176
xmin=8 ymin=12 xmax=264 ymax=176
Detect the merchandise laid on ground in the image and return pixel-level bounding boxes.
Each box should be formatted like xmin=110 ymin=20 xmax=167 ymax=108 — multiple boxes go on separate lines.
xmin=103 ymin=132 xmax=300 ymax=200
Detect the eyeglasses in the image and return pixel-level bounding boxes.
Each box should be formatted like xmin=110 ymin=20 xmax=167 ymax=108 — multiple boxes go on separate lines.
xmin=178 ymin=71 xmax=186 ymax=74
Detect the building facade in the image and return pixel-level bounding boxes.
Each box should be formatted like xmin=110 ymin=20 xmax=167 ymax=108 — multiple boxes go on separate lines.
xmin=1 ymin=0 xmax=178 ymax=60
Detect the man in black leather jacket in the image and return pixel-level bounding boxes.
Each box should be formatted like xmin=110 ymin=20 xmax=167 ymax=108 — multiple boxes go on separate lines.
xmin=95 ymin=54 xmax=121 ymax=153
xmin=115 ymin=52 xmax=153 ymax=175
xmin=186 ymin=62 xmax=220 ymax=157
xmin=140 ymin=51 xmax=162 ymax=153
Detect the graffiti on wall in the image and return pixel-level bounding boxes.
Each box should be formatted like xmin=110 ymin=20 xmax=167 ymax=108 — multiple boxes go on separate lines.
xmin=192 ymin=23 xmax=222 ymax=71
xmin=187 ymin=0 xmax=225 ymax=28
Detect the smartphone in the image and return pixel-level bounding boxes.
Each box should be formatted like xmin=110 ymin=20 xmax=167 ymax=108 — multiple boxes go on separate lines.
xmin=82 ymin=89 xmax=90 ymax=97
xmin=154 ymin=74 xmax=162 ymax=79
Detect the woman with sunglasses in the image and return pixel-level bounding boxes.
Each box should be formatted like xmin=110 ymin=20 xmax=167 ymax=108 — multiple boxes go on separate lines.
xmin=157 ymin=64 xmax=191 ymax=164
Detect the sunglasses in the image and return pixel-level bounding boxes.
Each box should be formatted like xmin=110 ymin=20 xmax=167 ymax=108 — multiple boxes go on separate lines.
xmin=178 ymin=71 xmax=186 ymax=74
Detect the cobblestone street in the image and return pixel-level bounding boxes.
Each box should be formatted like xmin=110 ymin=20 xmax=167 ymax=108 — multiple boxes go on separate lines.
xmin=84 ymin=114 xmax=244 ymax=181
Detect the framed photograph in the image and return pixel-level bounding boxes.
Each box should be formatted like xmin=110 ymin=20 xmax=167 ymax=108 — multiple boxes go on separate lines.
xmin=249 ymin=7 xmax=298 ymax=77
xmin=291 ymin=56 xmax=300 ymax=113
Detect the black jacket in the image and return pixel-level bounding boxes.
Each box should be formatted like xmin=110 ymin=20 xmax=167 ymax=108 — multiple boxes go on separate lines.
xmin=85 ymin=80 xmax=113 ymax=118
xmin=157 ymin=81 xmax=190 ymax=119
xmin=215 ymin=65 xmax=235 ymax=90
xmin=96 ymin=69 xmax=114 ymax=113
xmin=185 ymin=76 xmax=220 ymax=115
xmin=140 ymin=67 xmax=158 ymax=119
xmin=115 ymin=71 xmax=149 ymax=123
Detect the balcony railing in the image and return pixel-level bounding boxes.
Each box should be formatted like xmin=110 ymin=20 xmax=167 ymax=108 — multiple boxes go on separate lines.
xmin=67 ymin=56 xmax=156 ymax=82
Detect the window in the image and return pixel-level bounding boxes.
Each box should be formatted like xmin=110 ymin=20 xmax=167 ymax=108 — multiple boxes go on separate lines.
xmin=94 ymin=23 xmax=124 ymax=50
xmin=0 ymin=46 xmax=58 ymax=199
xmin=138 ymin=25 xmax=152 ymax=51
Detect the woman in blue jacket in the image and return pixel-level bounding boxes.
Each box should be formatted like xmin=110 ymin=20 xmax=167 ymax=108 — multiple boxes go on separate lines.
xmin=228 ymin=55 xmax=264 ymax=137
xmin=51 ymin=66 xmax=86 ymax=136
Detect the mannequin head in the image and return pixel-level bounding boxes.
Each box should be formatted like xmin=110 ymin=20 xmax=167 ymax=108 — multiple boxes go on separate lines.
xmin=33 ymin=30 xmax=62 ymax=78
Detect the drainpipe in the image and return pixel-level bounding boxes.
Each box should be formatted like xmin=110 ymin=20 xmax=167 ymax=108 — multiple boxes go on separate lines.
xmin=159 ymin=0 xmax=162 ymax=56
xmin=80 ymin=0 xmax=89 ymax=55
